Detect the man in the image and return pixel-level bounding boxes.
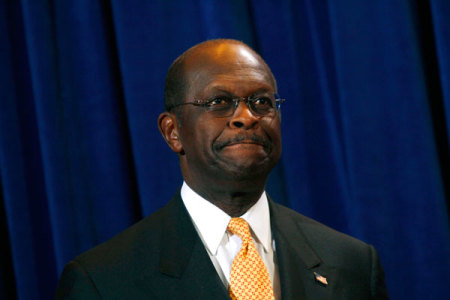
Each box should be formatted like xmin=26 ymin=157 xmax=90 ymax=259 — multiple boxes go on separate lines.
xmin=56 ymin=39 xmax=389 ymax=299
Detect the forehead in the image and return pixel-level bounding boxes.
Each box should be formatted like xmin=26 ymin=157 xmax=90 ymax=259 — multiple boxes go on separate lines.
xmin=183 ymin=44 xmax=275 ymax=97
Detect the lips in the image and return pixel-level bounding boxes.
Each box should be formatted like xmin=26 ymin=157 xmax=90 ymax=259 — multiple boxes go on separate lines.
xmin=225 ymin=140 xmax=264 ymax=147
xmin=214 ymin=133 xmax=271 ymax=151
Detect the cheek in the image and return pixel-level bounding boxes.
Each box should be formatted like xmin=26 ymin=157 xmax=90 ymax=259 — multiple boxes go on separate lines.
xmin=265 ymin=120 xmax=282 ymax=155
xmin=198 ymin=118 xmax=227 ymax=140
xmin=182 ymin=120 xmax=224 ymax=157
xmin=264 ymin=118 xmax=281 ymax=140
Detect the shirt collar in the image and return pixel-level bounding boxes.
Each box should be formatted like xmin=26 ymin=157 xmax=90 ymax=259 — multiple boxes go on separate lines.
xmin=181 ymin=181 xmax=272 ymax=256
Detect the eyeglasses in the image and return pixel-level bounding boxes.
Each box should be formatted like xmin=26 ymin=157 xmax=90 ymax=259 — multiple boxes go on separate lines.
xmin=168 ymin=95 xmax=285 ymax=118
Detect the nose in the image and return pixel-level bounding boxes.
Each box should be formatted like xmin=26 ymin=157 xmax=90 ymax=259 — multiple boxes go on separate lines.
xmin=229 ymin=101 xmax=259 ymax=129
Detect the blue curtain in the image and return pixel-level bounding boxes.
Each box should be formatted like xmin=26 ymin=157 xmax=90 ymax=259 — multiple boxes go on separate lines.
xmin=1 ymin=0 xmax=449 ymax=299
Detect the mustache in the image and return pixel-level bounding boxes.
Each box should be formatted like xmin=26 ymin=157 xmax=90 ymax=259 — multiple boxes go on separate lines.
xmin=214 ymin=133 xmax=272 ymax=150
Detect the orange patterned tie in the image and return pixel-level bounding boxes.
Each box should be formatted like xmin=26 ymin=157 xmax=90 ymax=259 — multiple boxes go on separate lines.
xmin=227 ymin=218 xmax=275 ymax=300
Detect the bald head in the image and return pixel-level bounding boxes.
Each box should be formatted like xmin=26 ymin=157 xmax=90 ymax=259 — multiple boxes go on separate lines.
xmin=164 ymin=39 xmax=276 ymax=112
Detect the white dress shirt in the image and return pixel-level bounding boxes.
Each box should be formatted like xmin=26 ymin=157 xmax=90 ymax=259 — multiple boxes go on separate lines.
xmin=181 ymin=182 xmax=281 ymax=299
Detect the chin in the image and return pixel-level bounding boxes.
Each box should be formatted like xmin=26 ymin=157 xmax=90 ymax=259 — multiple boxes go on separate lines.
xmin=211 ymin=147 xmax=281 ymax=181
xmin=223 ymin=159 xmax=277 ymax=181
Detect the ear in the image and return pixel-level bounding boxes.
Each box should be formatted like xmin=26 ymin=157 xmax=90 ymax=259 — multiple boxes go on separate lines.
xmin=158 ymin=112 xmax=184 ymax=154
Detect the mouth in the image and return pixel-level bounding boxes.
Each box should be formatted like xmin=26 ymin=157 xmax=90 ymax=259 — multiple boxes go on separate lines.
xmin=214 ymin=133 xmax=271 ymax=151
xmin=225 ymin=140 xmax=264 ymax=147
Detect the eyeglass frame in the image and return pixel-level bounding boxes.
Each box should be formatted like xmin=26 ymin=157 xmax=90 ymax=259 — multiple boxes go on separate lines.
xmin=167 ymin=95 xmax=286 ymax=118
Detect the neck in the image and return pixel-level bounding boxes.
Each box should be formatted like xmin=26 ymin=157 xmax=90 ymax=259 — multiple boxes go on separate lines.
xmin=180 ymin=159 xmax=271 ymax=217
xmin=185 ymin=180 xmax=265 ymax=217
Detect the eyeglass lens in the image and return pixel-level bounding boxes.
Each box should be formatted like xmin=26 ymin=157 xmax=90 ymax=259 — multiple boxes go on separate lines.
xmin=208 ymin=97 xmax=278 ymax=117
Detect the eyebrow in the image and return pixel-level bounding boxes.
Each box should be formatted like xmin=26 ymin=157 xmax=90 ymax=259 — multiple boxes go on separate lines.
xmin=207 ymin=86 xmax=273 ymax=96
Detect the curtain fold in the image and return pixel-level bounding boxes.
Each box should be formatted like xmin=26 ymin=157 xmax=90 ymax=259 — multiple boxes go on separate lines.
xmin=1 ymin=0 xmax=449 ymax=299
xmin=430 ymin=0 xmax=450 ymax=142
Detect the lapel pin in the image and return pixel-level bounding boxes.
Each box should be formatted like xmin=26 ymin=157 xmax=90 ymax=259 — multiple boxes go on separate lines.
xmin=314 ymin=272 xmax=328 ymax=286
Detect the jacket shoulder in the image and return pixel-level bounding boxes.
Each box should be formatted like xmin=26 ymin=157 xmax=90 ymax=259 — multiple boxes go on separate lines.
xmin=271 ymin=203 xmax=389 ymax=298
xmin=77 ymin=203 xmax=167 ymax=267
xmin=272 ymin=203 xmax=374 ymax=264
xmin=56 ymin=197 xmax=182 ymax=299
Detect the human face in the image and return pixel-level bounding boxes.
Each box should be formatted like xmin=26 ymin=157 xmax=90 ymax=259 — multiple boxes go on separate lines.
xmin=177 ymin=44 xmax=282 ymax=185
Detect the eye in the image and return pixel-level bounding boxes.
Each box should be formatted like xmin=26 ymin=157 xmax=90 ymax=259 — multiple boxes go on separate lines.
xmin=206 ymin=96 xmax=232 ymax=107
xmin=253 ymin=97 xmax=273 ymax=107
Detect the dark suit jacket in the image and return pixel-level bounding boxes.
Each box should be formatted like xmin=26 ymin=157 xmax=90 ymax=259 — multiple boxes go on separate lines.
xmin=56 ymin=192 xmax=389 ymax=299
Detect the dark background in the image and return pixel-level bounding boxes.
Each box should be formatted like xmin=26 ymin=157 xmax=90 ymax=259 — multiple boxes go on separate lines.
xmin=1 ymin=1 xmax=449 ymax=299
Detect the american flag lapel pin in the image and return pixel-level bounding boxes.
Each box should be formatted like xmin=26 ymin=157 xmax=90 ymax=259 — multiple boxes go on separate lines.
xmin=314 ymin=272 xmax=328 ymax=286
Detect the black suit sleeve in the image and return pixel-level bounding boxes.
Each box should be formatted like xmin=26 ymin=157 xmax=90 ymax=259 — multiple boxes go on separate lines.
xmin=370 ymin=245 xmax=389 ymax=299
xmin=55 ymin=260 xmax=101 ymax=300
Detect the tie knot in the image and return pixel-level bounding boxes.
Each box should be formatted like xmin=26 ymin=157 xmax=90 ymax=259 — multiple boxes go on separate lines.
xmin=227 ymin=218 xmax=251 ymax=242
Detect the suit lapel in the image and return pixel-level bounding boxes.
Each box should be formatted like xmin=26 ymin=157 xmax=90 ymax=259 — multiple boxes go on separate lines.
xmin=140 ymin=193 xmax=230 ymax=299
xmin=270 ymin=200 xmax=337 ymax=299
